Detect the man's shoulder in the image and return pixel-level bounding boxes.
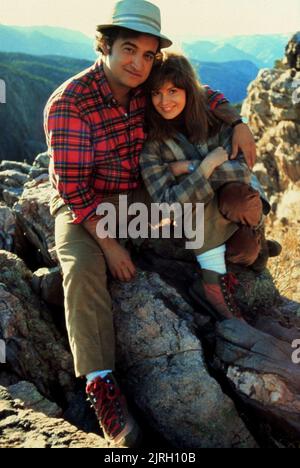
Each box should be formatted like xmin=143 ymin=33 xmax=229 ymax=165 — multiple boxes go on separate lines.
xmin=46 ymin=61 xmax=101 ymax=110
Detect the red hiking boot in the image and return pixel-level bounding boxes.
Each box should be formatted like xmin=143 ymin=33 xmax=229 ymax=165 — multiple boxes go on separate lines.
xmin=86 ymin=373 xmax=141 ymax=447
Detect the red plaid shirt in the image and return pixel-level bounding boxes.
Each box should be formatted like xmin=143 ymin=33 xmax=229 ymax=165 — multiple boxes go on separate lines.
xmin=44 ymin=59 xmax=228 ymax=224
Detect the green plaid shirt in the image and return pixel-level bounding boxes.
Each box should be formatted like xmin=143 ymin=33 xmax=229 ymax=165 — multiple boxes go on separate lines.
xmin=140 ymin=124 xmax=270 ymax=213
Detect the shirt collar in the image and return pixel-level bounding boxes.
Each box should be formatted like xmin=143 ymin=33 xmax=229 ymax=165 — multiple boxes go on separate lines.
xmin=96 ymin=59 xmax=144 ymax=107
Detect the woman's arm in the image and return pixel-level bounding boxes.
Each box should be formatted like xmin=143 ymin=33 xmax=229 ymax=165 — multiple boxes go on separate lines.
xmin=140 ymin=141 xmax=215 ymax=206
xmin=169 ymin=147 xmax=229 ymax=179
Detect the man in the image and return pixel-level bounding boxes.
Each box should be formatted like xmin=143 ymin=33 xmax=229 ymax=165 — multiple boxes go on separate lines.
xmin=44 ymin=0 xmax=259 ymax=447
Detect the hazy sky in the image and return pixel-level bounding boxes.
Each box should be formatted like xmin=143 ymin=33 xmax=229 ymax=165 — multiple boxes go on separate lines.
xmin=1 ymin=0 xmax=299 ymax=38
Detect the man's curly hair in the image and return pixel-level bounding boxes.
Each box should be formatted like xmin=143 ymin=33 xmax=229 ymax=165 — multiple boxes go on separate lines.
xmin=95 ymin=26 xmax=161 ymax=55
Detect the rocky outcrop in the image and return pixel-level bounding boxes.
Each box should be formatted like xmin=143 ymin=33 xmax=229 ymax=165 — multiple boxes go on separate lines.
xmin=284 ymin=31 xmax=300 ymax=71
xmin=0 ymin=385 xmax=108 ymax=448
xmin=111 ymin=271 xmax=257 ymax=449
xmin=0 ymin=251 xmax=75 ymax=403
xmin=242 ymin=62 xmax=300 ymax=218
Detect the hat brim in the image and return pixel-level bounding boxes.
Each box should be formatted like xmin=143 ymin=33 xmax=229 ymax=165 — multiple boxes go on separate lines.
xmin=97 ymin=23 xmax=172 ymax=49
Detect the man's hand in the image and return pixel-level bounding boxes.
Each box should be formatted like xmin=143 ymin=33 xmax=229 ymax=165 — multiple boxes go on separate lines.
xmin=100 ymin=238 xmax=136 ymax=282
xmin=83 ymin=217 xmax=136 ymax=282
xmin=230 ymin=123 xmax=256 ymax=169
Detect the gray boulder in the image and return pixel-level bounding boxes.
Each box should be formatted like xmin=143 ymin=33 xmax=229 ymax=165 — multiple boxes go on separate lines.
xmin=111 ymin=270 xmax=257 ymax=448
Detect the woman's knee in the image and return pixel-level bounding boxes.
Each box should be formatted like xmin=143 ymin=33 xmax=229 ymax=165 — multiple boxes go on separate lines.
xmin=226 ymin=226 xmax=261 ymax=266
xmin=218 ymin=182 xmax=263 ymax=226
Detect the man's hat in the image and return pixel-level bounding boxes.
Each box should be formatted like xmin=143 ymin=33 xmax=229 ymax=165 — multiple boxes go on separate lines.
xmin=97 ymin=0 xmax=172 ymax=49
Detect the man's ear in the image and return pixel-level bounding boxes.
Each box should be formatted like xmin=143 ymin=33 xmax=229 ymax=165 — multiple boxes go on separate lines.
xmin=101 ymin=40 xmax=111 ymax=56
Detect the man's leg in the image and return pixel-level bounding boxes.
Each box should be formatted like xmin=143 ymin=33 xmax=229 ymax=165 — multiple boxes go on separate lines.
xmin=54 ymin=203 xmax=141 ymax=447
xmin=54 ymin=205 xmax=115 ymax=378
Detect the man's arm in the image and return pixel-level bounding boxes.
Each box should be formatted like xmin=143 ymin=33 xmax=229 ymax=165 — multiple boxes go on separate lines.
xmin=45 ymin=97 xmax=98 ymax=224
xmin=45 ymin=96 xmax=136 ymax=282
xmin=206 ymin=88 xmax=257 ymax=169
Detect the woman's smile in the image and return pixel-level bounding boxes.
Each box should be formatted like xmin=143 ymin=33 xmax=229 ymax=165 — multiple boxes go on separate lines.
xmin=152 ymin=81 xmax=187 ymax=120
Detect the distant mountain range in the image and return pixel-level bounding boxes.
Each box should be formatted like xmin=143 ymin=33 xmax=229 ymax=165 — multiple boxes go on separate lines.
xmin=182 ymin=34 xmax=290 ymax=68
xmin=192 ymin=60 xmax=259 ymax=103
xmin=0 ymin=53 xmax=92 ymax=162
xmin=0 ymin=24 xmax=290 ymax=66
xmin=0 ymin=24 xmax=96 ymax=60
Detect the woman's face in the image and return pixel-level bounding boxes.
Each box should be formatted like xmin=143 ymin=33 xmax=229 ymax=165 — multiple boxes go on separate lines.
xmin=151 ymin=81 xmax=186 ymax=120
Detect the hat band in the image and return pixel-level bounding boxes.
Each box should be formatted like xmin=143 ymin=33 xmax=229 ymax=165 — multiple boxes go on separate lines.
xmin=113 ymin=13 xmax=161 ymax=32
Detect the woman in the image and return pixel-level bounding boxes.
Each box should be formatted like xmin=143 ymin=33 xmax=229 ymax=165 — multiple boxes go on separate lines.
xmin=140 ymin=53 xmax=278 ymax=321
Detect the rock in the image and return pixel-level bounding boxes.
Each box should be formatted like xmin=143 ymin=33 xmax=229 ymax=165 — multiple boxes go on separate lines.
xmin=111 ymin=270 xmax=257 ymax=448
xmin=14 ymin=181 xmax=56 ymax=266
xmin=2 ymin=188 xmax=23 ymax=207
xmin=0 ymin=386 xmax=108 ymax=448
xmin=242 ymin=55 xmax=300 ymax=218
xmin=276 ymin=189 xmax=300 ymax=222
xmin=214 ymin=316 xmax=300 ymax=447
xmin=32 ymin=267 xmax=64 ymax=307
xmin=285 ymin=31 xmax=300 ymax=71
xmin=0 ymin=170 xmax=29 ymax=186
xmin=0 ymin=204 xmax=15 ymax=252
xmin=29 ymin=167 xmax=49 ymax=180
xmin=0 ymin=161 xmax=32 ymax=174
xmin=8 ymin=381 xmax=62 ymax=418
xmin=0 ymin=250 xmax=75 ymax=403
xmin=33 ymin=152 xmax=50 ymax=169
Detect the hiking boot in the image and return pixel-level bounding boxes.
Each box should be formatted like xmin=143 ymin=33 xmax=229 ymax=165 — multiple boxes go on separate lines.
xmin=251 ymin=239 xmax=282 ymax=273
xmin=86 ymin=373 xmax=141 ymax=447
xmin=189 ymin=269 xmax=244 ymax=321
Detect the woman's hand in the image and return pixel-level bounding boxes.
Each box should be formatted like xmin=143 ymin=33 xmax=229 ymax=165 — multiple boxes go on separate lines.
xmin=169 ymin=161 xmax=191 ymax=177
xmin=201 ymin=147 xmax=229 ymax=178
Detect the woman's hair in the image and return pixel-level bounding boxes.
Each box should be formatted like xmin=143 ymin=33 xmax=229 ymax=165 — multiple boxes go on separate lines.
xmin=145 ymin=53 xmax=221 ymax=143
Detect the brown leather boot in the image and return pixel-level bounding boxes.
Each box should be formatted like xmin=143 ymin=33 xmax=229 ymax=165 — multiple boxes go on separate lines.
xmin=189 ymin=269 xmax=244 ymax=321
xmin=251 ymin=238 xmax=282 ymax=273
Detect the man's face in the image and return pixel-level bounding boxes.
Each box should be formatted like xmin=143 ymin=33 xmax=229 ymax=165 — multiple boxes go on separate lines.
xmin=103 ymin=34 xmax=159 ymax=93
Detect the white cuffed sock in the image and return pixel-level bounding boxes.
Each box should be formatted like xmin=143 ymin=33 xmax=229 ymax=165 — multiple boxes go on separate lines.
xmin=196 ymin=244 xmax=227 ymax=275
xmin=86 ymin=370 xmax=112 ymax=383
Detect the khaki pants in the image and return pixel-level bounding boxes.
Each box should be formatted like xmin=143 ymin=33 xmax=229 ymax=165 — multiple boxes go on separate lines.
xmin=52 ymin=182 xmax=262 ymax=377
xmin=52 ymin=186 xmax=152 ymax=377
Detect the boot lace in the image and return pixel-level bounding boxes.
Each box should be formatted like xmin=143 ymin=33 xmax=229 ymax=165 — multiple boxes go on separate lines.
xmin=87 ymin=377 xmax=125 ymax=439
xmin=221 ymin=273 xmax=242 ymax=318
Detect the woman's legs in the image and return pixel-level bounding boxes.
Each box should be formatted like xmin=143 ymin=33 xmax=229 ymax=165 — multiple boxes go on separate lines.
xmin=218 ymin=182 xmax=263 ymax=266
xmin=191 ymin=182 xmax=263 ymax=321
